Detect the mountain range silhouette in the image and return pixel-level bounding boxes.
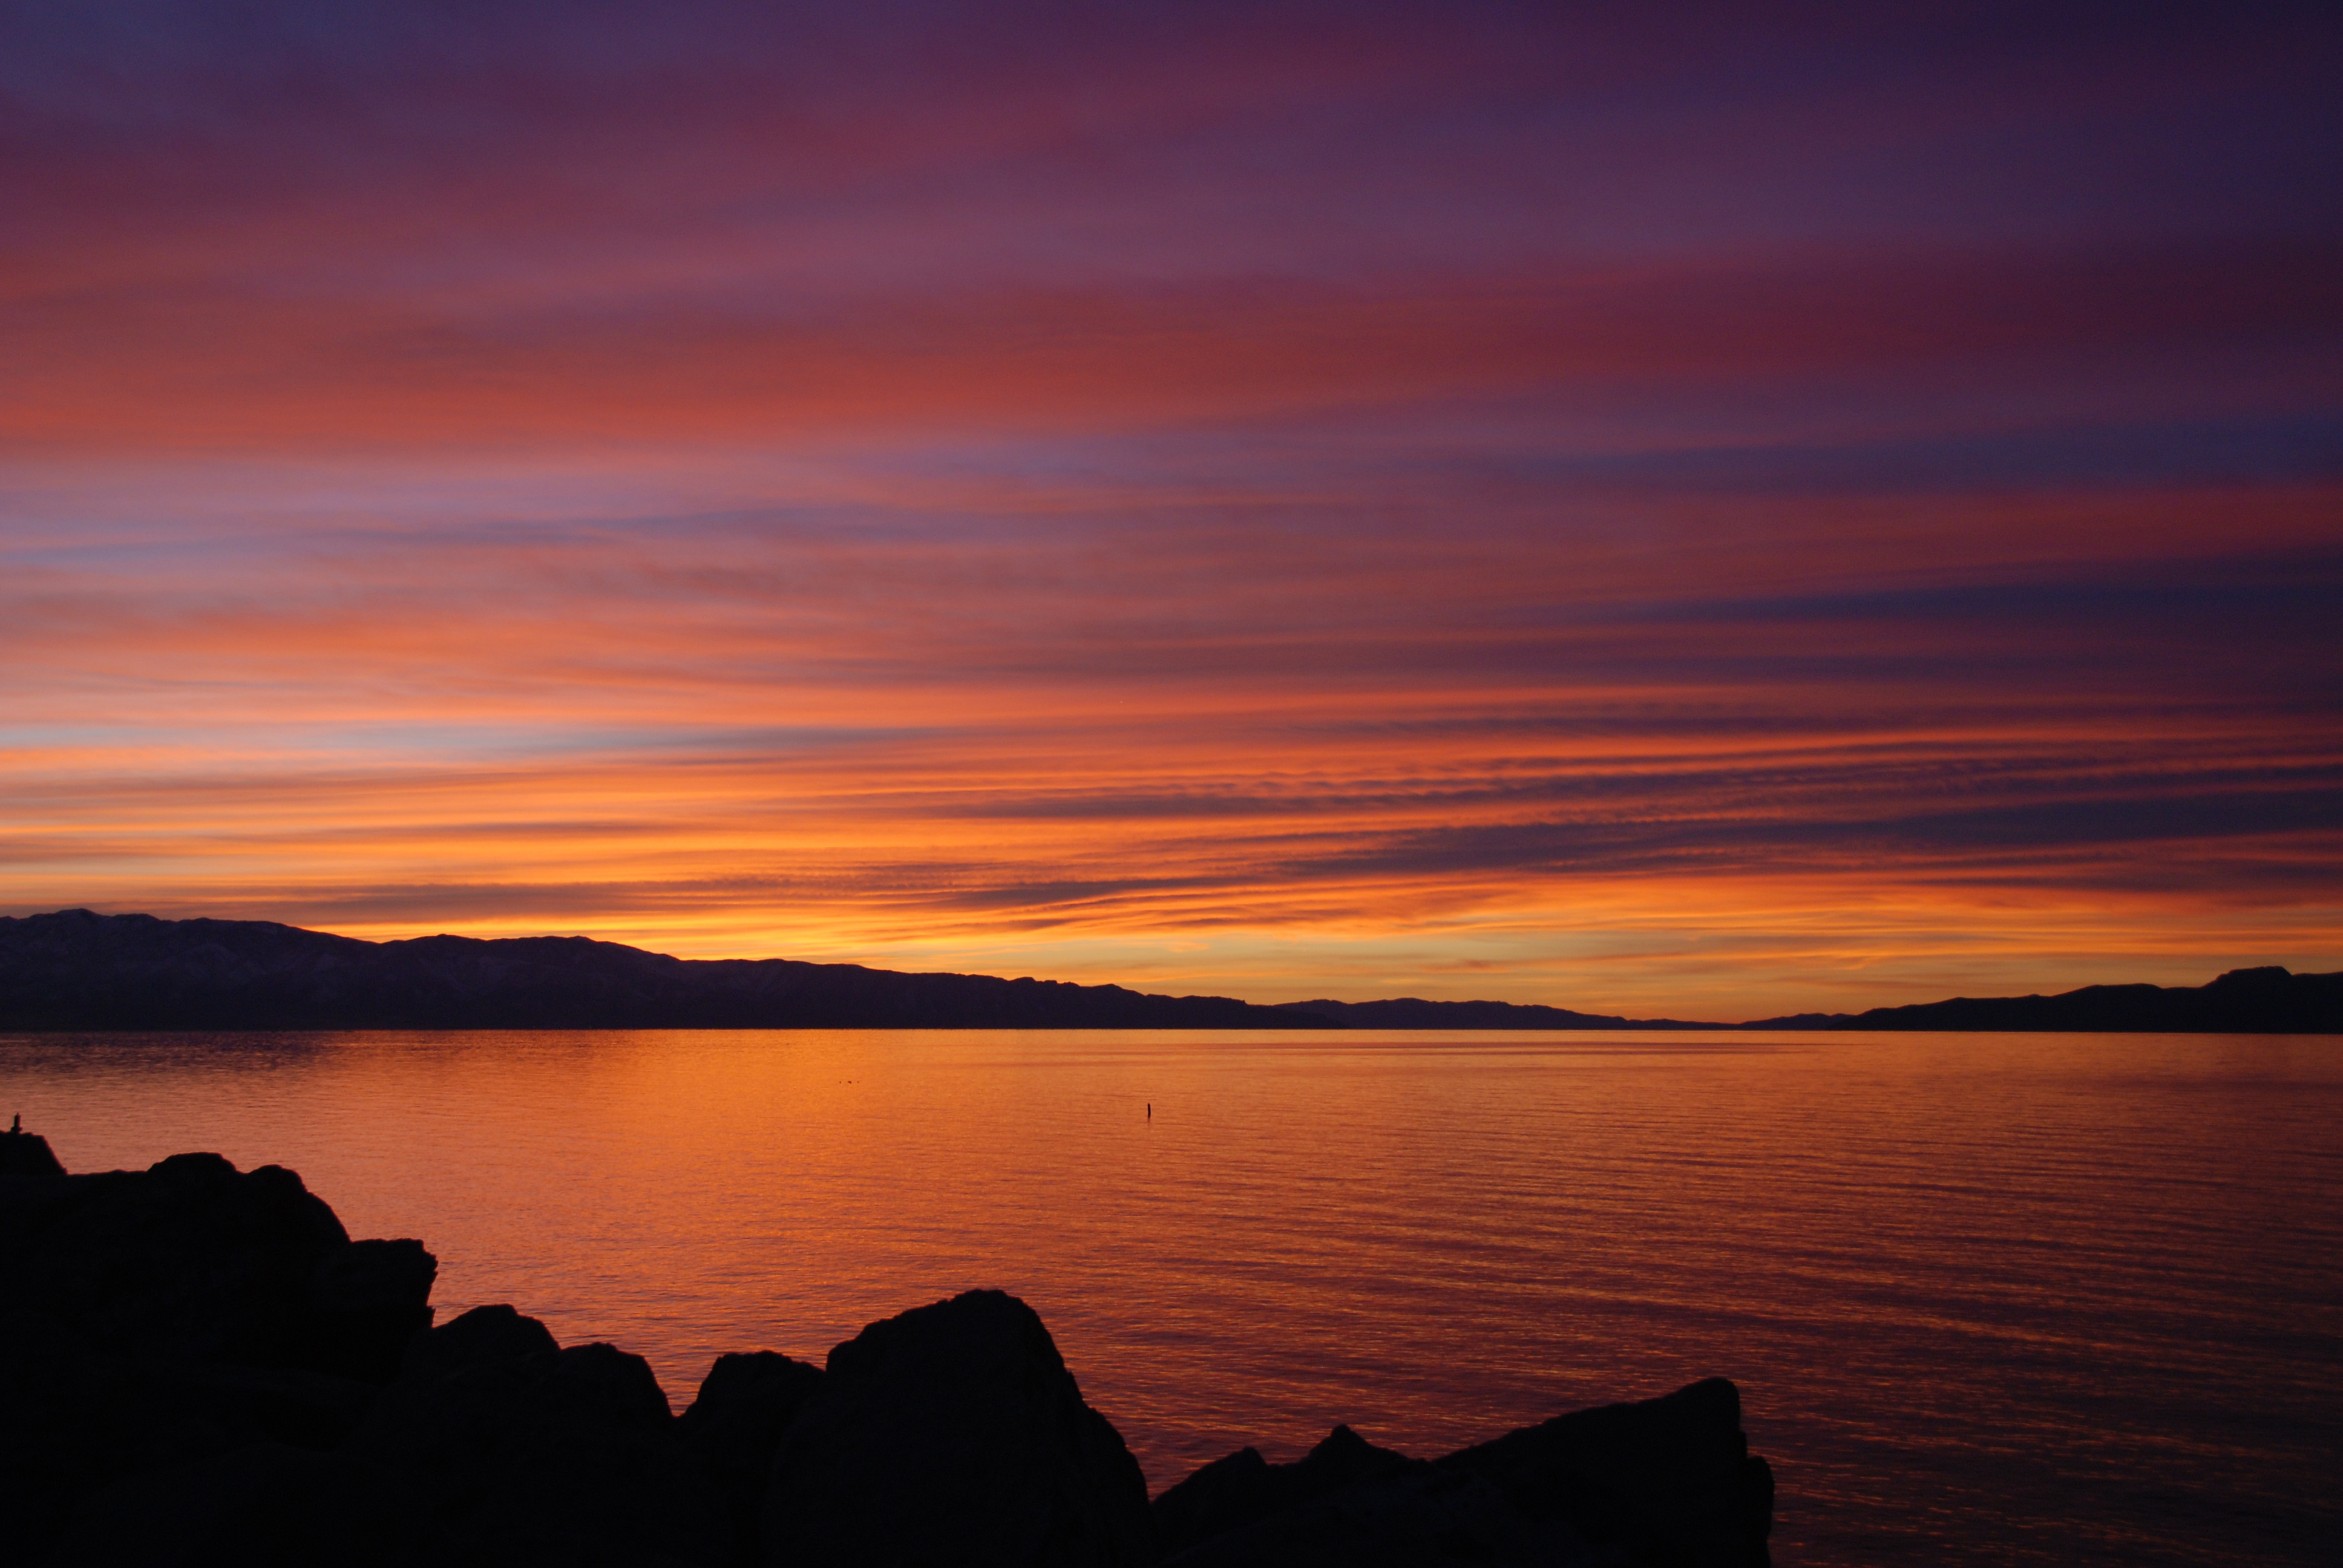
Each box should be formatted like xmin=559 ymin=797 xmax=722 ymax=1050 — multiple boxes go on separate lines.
xmin=0 ymin=910 xmax=2335 ymax=1033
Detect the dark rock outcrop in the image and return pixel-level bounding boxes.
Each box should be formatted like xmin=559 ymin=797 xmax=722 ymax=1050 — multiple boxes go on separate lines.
xmin=679 ymin=1351 xmax=828 ymax=1555
xmin=0 ymin=1150 xmax=431 ymax=1377
xmin=0 ymin=909 xmax=1323 ymax=1030
xmin=1 ymin=1129 xmax=1775 ymax=1566
xmin=0 ymin=1147 xmax=438 ymax=1564
xmin=761 ymin=1289 xmax=1157 ymax=1567
xmin=44 ymin=1442 xmax=430 ymax=1568
xmin=399 ymin=1300 xmax=561 ymax=1382
xmin=1435 ymin=1376 xmax=1772 ymax=1566
xmin=352 ymin=1313 xmax=729 ymax=1567
xmin=312 ymin=1237 xmax=439 ymax=1380
xmin=2 ymin=1123 xmax=66 ymax=1175
xmin=1153 ymin=1423 xmax=1410 ymax=1557
xmin=1158 ymin=1377 xmax=1771 ymax=1567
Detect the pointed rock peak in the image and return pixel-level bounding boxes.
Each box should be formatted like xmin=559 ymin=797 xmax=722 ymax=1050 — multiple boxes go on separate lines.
xmin=1297 ymin=1421 xmax=1411 ymax=1486
xmin=1308 ymin=1423 xmax=1374 ymax=1461
xmin=0 ymin=1120 xmax=65 ymax=1176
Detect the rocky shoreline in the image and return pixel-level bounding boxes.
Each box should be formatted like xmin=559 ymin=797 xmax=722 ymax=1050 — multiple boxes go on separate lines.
xmin=0 ymin=1125 xmax=1774 ymax=1566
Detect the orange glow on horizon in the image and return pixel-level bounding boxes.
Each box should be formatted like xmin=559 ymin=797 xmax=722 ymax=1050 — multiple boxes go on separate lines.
xmin=4 ymin=6 xmax=2336 ymax=1014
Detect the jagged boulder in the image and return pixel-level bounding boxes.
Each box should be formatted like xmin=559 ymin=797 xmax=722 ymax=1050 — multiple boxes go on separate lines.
xmin=0 ymin=1151 xmax=433 ymax=1379
xmin=1438 ymin=1376 xmax=1772 ymax=1564
xmin=310 ymin=1237 xmax=438 ymax=1381
xmin=678 ymin=1350 xmax=827 ymax=1554
xmin=350 ymin=1306 xmax=730 ymax=1567
xmin=1 ymin=1124 xmax=65 ymax=1175
xmin=400 ymin=1300 xmax=562 ymax=1382
xmin=1153 ymin=1423 xmax=1410 ymax=1557
xmin=1156 ymin=1378 xmax=1771 ymax=1567
xmin=0 ymin=1143 xmax=438 ymax=1564
xmin=760 ymin=1289 xmax=1157 ymax=1567
xmin=42 ymin=1440 xmax=430 ymax=1568
xmin=0 ymin=1131 xmax=1775 ymax=1566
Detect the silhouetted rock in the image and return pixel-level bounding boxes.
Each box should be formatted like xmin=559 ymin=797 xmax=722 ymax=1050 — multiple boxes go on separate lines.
xmin=0 ymin=1312 xmax=220 ymax=1564
xmin=1154 ymin=1423 xmax=1410 ymax=1557
xmin=1440 ymin=1376 xmax=1772 ymax=1565
xmin=1158 ymin=1379 xmax=1770 ymax=1567
xmin=1164 ymin=1463 xmax=1590 ymax=1566
xmin=680 ymin=1350 xmax=828 ymax=1560
xmin=0 ymin=909 xmax=1325 ymax=1030
xmin=401 ymin=1302 xmax=563 ymax=1383
xmin=353 ymin=1331 xmax=727 ymax=1568
xmin=761 ymin=1289 xmax=1156 ymax=1568
xmin=0 ymin=1139 xmax=436 ymax=1563
xmin=1 ymin=1130 xmax=1775 ymax=1564
xmin=44 ymin=1441 xmax=431 ymax=1568
xmin=1 ymin=1124 xmax=65 ymax=1175
xmin=312 ymin=1238 xmax=438 ymax=1381
xmin=0 ymin=1149 xmax=431 ymax=1380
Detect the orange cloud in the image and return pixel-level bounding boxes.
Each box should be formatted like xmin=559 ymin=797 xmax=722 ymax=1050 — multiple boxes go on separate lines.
xmin=4 ymin=4 xmax=2336 ymax=1013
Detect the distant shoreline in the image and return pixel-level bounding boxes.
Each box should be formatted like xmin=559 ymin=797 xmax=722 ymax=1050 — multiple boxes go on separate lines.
xmin=2 ymin=909 xmax=2337 ymax=1034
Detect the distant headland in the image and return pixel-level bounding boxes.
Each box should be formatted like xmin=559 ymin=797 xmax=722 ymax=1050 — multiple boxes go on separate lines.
xmin=0 ymin=909 xmax=2336 ymax=1033
xmin=1274 ymin=969 xmax=2343 ymax=1034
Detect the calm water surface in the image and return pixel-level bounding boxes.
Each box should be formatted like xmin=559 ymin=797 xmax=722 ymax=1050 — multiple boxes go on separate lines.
xmin=2 ymin=1029 xmax=2336 ymax=1565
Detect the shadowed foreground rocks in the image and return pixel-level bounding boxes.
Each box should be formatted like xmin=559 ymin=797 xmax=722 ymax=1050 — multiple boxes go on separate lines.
xmin=0 ymin=1132 xmax=1774 ymax=1566
xmin=762 ymin=1289 xmax=1157 ymax=1567
xmin=1150 ymin=1382 xmax=1773 ymax=1567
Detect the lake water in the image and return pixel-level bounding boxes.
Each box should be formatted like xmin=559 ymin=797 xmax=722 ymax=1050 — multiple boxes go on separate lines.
xmin=2 ymin=1028 xmax=2336 ymax=1564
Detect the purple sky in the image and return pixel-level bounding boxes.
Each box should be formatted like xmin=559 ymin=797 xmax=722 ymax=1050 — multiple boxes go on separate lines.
xmin=3 ymin=2 xmax=2338 ymax=1014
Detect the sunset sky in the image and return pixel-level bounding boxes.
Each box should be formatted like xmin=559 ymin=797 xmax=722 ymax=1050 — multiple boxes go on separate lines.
xmin=4 ymin=1 xmax=2338 ymax=1018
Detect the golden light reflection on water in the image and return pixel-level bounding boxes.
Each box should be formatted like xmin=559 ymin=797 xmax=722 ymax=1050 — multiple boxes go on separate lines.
xmin=5 ymin=1029 xmax=2339 ymax=1566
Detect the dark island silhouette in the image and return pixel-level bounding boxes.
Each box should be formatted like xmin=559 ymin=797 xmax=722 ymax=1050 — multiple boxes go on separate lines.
xmin=1 ymin=908 xmax=2336 ymax=1033
xmin=1281 ymin=967 xmax=2343 ymax=1033
xmin=1763 ymin=964 xmax=2342 ymax=1033
xmin=0 ymin=1126 xmax=1773 ymax=1566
